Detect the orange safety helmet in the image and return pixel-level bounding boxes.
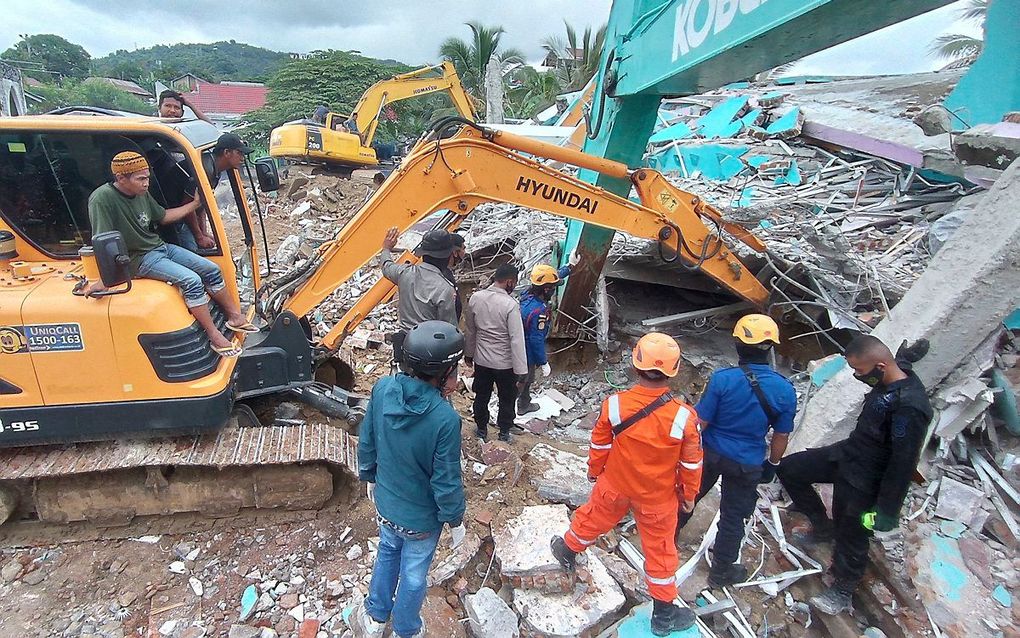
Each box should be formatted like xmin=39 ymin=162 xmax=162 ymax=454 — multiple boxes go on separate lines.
xmin=530 ymin=264 xmax=562 ymax=286
xmin=732 ymin=314 xmax=780 ymax=345
xmin=632 ymin=332 xmax=682 ymax=377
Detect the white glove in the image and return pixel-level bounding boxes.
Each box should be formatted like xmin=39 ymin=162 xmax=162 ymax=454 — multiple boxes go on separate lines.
xmin=568 ymin=252 xmax=580 ymax=267
xmin=366 ymin=482 xmax=375 ymax=504
xmin=450 ymin=524 xmax=466 ymax=549
xmin=540 ymin=363 xmax=552 ymax=377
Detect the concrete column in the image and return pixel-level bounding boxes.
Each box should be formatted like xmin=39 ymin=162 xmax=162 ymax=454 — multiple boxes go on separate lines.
xmin=484 ymin=59 xmax=504 ymax=125
xmin=791 ymin=158 xmax=1020 ymax=451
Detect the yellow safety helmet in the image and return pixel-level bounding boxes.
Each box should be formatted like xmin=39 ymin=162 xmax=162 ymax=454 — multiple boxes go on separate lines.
xmin=732 ymin=314 xmax=780 ymax=345
xmin=632 ymin=332 xmax=682 ymax=378
xmin=530 ymin=264 xmax=561 ymax=286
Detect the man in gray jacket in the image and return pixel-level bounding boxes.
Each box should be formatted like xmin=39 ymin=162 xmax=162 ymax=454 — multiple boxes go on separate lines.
xmin=380 ymin=227 xmax=458 ymax=364
xmin=464 ymin=264 xmax=528 ymax=442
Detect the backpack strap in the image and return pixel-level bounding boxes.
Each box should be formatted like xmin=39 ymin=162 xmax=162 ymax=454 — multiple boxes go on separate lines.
xmin=610 ymin=391 xmax=675 ymax=437
xmin=739 ymin=364 xmax=779 ymax=424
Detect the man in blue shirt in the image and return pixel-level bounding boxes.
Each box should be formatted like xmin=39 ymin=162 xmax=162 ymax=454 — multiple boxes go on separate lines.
xmin=675 ymin=314 xmax=797 ymax=588
xmin=518 ymin=256 xmax=579 ymax=414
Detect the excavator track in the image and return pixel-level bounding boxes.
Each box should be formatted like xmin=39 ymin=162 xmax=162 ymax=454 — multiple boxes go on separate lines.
xmin=0 ymin=411 xmax=358 ymax=527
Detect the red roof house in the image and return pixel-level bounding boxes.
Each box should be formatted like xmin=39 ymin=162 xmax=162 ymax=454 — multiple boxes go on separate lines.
xmin=178 ymin=79 xmax=268 ymax=124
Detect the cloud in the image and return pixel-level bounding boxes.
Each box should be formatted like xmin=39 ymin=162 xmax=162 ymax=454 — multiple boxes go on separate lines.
xmin=5 ymin=0 xmax=613 ymax=65
xmin=4 ymin=0 xmax=978 ymax=77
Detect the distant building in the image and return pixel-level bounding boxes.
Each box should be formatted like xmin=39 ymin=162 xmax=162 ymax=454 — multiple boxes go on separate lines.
xmin=87 ymin=77 xmax=153 ymax=100
xmin=542 ymin=47 xmax=584 ymax=71
xmin=157 ymin=76 xmax=269 ymax=130
xmin=0 ymin=61 xmax=28 ymax=116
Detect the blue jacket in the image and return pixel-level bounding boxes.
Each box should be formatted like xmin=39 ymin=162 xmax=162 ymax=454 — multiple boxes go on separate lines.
xmin=695 ymin=364 xmax=797 ymax=466
xmin=357 ymin=374 xmax=465 ymax=532
xmin=520 ymin=265 xmax=571 ymax=366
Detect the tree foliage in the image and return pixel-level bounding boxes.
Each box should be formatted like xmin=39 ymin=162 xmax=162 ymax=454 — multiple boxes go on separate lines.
xmin=2 ymin=34 xmax=91 ymax=80
xmin=240 ymin=50 xmax=449 ymax=148
xmin=930 ymin=0 xmax=987 ymax=62
xmin=541 ymin=21 xmax=607 ymax=92
xmin=29 ymin=78 xmax=150 ymax=114
xmin=92 ymin=41 xmax=289 ymax=86
xmin=439 ymin=22 xmax=525 ymax=101
xmin=506 ymin=67 xmax=563 ymax=120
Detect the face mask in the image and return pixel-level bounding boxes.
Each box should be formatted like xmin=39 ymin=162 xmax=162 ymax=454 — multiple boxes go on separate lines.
xmin=854 ymin=365 xmax=884 ymax=387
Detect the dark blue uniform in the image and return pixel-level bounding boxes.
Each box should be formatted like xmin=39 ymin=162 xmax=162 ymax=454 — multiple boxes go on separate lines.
xmin=518 ymin=265 xmax=570 ymax=407
xmin=677 ymin=363 xmax=796 ymax=569
xmin=778 ymin=370 xmax=932 ymax=594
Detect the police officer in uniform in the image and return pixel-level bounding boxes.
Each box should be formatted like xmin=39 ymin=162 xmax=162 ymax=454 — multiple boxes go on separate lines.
xmin=675 ymin=314 xmax=797 ymax=588
xmin=778 ymin=335 xmax=932 ymax=615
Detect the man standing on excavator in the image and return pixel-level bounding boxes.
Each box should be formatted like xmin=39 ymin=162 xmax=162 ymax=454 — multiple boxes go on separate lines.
xmin=518 ymin=253 xmax=580 ymax=414
xmin=353 ymin=320 xmax=467 ymax=638
xmin=550 ymin=333 xmax=704 ymax=636
xmin=675 ymin=314 xmax=797 ymax=587
xmin=778 ymin=335 xmax=932 ymax=615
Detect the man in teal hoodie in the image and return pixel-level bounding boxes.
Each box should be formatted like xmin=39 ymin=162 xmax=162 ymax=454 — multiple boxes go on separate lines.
xmin=352 ymin=321 xmax=466 ymax=638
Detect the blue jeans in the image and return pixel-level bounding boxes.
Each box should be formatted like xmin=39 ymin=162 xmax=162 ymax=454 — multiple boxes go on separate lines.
xmin=365 ymin=523 xmax=441 ymax=637
xmin=138 ymin=243 xmax=225 ymax=308
xmin=159 ymin=221 xmax=199 ymax=253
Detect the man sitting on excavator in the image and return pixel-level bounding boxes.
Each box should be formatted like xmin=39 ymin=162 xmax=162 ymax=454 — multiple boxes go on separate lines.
xmin=86 ymin=151 xmax=256 ymax=356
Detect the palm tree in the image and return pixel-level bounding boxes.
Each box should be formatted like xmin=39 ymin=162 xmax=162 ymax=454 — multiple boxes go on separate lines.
xmin=506 ymin=66 xmax=563 ymax=120
xmin=541 ymin=21 xmax=608 ymax=92
xmin=930 ymin=0 xmax=987 ymax=63
xmin=439 ymin=22 xmax=525 ymax=102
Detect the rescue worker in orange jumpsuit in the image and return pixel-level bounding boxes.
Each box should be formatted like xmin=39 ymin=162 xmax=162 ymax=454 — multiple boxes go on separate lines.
xmin=551 ymin=333 xmax=704 ymax=636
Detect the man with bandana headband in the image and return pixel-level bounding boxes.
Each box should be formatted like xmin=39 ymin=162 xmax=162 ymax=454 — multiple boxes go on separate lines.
xmin=778 ymin=335 xmax=932 ymax=616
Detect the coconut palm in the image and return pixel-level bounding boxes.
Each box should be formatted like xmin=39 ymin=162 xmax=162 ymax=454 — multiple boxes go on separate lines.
xmin=541 ymin=21 xmax=608 ymax=92
xmin=439 ymin=22 xmax=525 ymax=102
xmin=506 ymin=66 xmax=564 ymax=120
xmin=930 ymin=0 xmax=987 ymax=62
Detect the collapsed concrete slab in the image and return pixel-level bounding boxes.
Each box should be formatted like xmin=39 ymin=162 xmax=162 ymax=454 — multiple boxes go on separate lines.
xmin=792 ymin=158 xmax=1020 ymax=451
xmin=464 ymin=587 xmax=520 ymax=638
xmin=494 ymin=504 xmax=572 ymax=579
xmin=528 ymin=444 xmax=592 ymax=507
xmin=427 ymin=531 xmax=481 ymax=587
xmin=512 ymin=549 xmax=626 ymax=637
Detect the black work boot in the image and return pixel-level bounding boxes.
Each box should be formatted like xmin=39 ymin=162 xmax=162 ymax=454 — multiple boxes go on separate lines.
xmin=896 ymin=338 xmax=929 ymax=364
xmin=792 ymin=518 xmax=834 ymax=545
xmin=474 ymin=427 xmax=488 ymax=442
xmin=517 ymin=401 xmax=541 ymax=415
xmin=810 ymin=585 xmax=853 ymax=615
xmin=650 ymin=599 xmax=696 ymax=636
xmin=708 ymin=562 xmax=748 ymax=588
xmin=497 ymin=430 xmax=511 ymax=443
xmin=550 ymin=536 xmax=577 ymax=571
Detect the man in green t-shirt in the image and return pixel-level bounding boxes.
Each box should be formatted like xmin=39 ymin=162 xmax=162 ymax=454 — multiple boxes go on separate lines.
xmin=87 ymin=151 xmax=255 ymax=357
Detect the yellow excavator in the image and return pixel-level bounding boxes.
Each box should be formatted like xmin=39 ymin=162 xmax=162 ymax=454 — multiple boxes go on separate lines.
xmin=269 ymin=60 xmax=477 ymax=173
xmin=0 ymin=111 xmax=767 ymax=526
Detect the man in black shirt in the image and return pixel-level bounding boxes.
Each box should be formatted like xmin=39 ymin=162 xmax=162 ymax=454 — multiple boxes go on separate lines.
xmin=778 ymin=335 xmax=932 ymax=615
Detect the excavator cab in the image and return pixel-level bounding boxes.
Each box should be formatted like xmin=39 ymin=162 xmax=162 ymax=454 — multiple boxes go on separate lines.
xmin=0 ymin=120 xmax=247 ymax=446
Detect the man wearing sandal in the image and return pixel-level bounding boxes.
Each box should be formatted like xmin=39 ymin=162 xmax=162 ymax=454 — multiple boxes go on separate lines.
xmin=87 ymin=151 xmax=255 ymax=357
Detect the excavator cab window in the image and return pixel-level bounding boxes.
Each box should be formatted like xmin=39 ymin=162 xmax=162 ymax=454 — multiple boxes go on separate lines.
xmin=0 ymin=130 xmax=212 ymax=259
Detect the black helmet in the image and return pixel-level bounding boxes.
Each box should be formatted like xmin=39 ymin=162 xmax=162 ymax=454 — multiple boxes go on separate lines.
xmin=403 ymin=321 xmax=464 ymax=376
xmin=417 ymin=230 xmax=454 ymax=258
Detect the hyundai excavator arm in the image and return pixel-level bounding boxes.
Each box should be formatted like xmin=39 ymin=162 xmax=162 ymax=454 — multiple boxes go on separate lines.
xmin=271 ymin=120 xmax=768 ymax=351
xmin=350 ymin=60 xmax=477 ymax=148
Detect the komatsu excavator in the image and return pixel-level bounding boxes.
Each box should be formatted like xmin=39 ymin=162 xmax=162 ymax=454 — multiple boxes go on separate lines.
xmin=0 ymin=111 xmax=765 ymax=526
xmin=268 ymin=60 xmax=477 ymax=172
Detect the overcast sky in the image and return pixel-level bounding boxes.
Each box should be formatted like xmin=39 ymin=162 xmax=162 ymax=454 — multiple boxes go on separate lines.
xmin=4 ymin=0 xmax=981 ymax=75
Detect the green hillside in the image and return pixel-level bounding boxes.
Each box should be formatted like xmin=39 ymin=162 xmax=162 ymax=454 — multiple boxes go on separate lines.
xmin=92 ymin=41 xmax=290 ymax=85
